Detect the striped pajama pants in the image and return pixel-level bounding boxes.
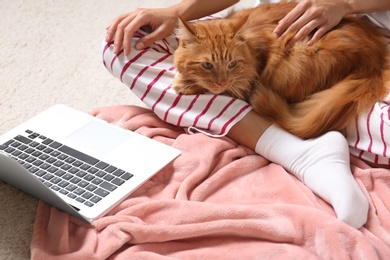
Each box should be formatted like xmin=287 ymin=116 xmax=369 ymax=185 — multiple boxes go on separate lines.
xmin=102 ymin=28 xmax=390 ymax=167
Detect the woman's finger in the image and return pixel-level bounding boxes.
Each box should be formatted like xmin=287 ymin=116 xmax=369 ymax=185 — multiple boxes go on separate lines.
xmin=285 ymin=15 xmax=326 ymax=48
xmin=273 ymin=2 xmax=307 ymax=37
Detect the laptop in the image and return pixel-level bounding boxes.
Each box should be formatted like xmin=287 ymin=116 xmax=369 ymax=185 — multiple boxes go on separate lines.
xmin=0 ymin=104 xmax=180 ymax=223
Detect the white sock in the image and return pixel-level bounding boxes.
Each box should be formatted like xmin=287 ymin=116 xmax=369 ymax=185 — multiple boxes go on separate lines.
xmin=255 ymin=124 xmax=368 ymax=228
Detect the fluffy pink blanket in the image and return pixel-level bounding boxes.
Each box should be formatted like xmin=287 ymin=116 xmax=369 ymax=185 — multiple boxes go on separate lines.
xmin=31 ymin=105 xmax=390 ymax=259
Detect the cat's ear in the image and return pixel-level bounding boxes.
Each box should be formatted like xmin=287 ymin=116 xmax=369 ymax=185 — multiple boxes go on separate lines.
xmin=176 ymin=17 xmax=197 ymax=47
xmin=233 ymin=15 xmax=249 ymax=41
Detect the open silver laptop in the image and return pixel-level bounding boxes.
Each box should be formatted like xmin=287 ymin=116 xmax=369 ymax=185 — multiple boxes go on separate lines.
xmin=0 ymin=104 xmax=180 ymax=223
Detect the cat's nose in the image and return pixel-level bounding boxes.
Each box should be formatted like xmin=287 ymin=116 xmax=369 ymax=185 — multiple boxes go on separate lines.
xmin=218 ymin=82 xmax=227 ymax=87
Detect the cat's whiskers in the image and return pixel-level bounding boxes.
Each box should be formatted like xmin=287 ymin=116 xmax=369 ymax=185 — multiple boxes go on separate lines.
xmin=227 ymin=78 xmax=253 ymax=100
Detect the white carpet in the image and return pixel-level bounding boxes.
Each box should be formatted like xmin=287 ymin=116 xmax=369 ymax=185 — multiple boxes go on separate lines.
xmin=0 ymin=0 xmax=252 ymax=258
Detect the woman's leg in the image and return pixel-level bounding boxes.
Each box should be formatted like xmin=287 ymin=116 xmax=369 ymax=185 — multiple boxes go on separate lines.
xmin=102 ymin=30 xmax=368 ymax=228
xmin=231 ymin=111 xmax=368 ymax=228
xmin=346 ymin=100 xmax=390 ymax=168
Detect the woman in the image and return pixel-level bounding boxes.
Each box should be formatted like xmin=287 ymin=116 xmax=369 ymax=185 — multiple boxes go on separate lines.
xmin=103 ymin=0 xmax=390 ymax=228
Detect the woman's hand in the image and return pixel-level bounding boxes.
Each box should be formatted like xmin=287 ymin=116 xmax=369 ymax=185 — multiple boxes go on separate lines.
xmin=106 ymin=7 xmax=179 ymax=55
xmin=273 ymin=0 xmax=350 ymax=48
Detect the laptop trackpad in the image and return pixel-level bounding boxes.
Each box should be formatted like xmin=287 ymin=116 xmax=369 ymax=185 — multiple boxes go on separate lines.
xmin=66 ymin=121 xmax=131 ymax=156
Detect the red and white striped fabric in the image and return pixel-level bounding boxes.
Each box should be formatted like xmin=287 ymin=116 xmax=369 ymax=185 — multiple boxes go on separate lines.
xmin=347 ymin=95 xmax=390 ymax=166
xmin=102 ymin=17 xmax=390 ymax=166
xmin=102 ymin=29 xmax=251 ymax=137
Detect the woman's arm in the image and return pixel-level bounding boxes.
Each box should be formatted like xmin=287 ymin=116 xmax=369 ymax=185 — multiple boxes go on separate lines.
xmin=172 ymin=0 xmax=239 ymax=21
xmin=349 ymin=0 xmax=390 ymax=14
xmin=273 ymin=0 xmax=390 ymax=48
xmin=106 ymin=0 xmax=239 ymax=55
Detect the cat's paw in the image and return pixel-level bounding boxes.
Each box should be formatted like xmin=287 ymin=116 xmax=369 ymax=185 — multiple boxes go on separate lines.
xmin=172 ymin=78 xmax=207 ymax=95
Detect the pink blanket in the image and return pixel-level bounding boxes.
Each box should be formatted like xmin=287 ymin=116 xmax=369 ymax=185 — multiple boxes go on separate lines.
xmin=31 ymin=105 xmax=390 ymax=259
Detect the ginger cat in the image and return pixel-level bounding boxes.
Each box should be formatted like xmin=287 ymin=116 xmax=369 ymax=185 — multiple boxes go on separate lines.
xmin=172 ymin=2 xmax=390 ymax=139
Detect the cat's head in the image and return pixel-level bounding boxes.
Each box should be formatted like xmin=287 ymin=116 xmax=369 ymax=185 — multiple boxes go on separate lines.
xmin=173 ymin=17 xmax=259 ymax=100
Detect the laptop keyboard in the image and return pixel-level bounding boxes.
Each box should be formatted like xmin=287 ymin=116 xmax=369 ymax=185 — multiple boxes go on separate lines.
xmin=0 ymin=130 xmax=134 ymax=208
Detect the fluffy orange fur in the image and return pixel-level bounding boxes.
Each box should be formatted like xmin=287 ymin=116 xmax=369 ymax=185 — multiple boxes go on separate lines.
xmin=172 ymin=2 xmax=390 ymax=139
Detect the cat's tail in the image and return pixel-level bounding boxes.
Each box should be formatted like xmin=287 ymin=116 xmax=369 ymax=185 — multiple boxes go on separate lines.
xmin=251 ymin=74 xmax=390 ymax=139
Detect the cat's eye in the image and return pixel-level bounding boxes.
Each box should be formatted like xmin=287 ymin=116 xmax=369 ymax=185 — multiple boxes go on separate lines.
xmin=201 ymin=62 xmax=213 ymax=70
xmin=228 ymin=61 xmax=237 ymax=69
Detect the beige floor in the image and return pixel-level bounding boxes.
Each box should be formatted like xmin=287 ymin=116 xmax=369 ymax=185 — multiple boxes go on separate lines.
xmin=0 ymin=0 xmax=253 ymax=258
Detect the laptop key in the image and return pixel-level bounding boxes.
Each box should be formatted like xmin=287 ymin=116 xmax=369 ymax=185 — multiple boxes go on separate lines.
xmin=83 ymin=174 xmax=95 ymax=181
xmin=61 ymin=164 xmax=72 ymax=171
xmin=62 ymin=173 xmax=73 ymax=180
xmin=10 ymin=141 xmax=21 ymax=148
xmin=59 ymin=189 xmax=68 ymax=195
xmin=66 ymin=184 xmax=77 ymax=192
xmin=30 ymin=141 xmax=39 ymax=147
xmin=49 ymin=141 xmax=62 ymax=149
xmin=39 ymin=154 xmax=50 ymax=160
xmin=32 ymin=160 xmax=44 ymax=166
xmin=50 ymin=151 xmax=60 ymax=157
xmin=76 ymin=197 xmax=85 ymax=203
xmin=36 ymin=145 xmax=46 ymax=151
xmin=95 ymin=161 xmax=109 ymax=170
xmin=19 ymin=145 xmax=28 ymax=151
xmin=43 ymin=173 xmax=54 ymax=180
xmin=50 ymin=177 xmax=62 ymax=184
xmin=18 ymin=153 xmax=29 ymax=160
xmin=14 ymin=135 xmax=32 ymax=145
xmin=86 ymin=184 xmax=97 ymax=192
xmin=94 ymin=188 xmax=109 ymax=197
xmin=65 ymin=157 xmax=76 ymax=164
xmin=2 ymin=139 xmax=14 ymax=147
xmin=74 ymin=188 xmax=85 ymax=195
xmin=32 ymin=151 xmax=42 ymax=157
xmin=112 ymin=178 xmax=125 ymax=186
xmin=100 ymin=181 xmax=117 ymax=192
xmin=47 ymin=166 xmax=59 ymax=173
xmin=80 ymin=164 xmax=91 ymax=171
xmin=11 ymin=150 xmax=22 ymax=157
xmin=29 ymin=166 xmax=39 ymax=173
xmin=76 ymin=171 xmax=87 ymax=178
xmin=90 ymin=196 xmax=102 ymax=204
xmin=121 ymin=172 xmax=133 ymax=180
xmin=112 ymin=169 xmax=125 ymax=177
xmin=25 ymin=148 xmax=35 ymax=154
xmin=82 ymin=192 xmax=93 ymax=199
xmin=70 ymin=177 xmax=81 ymax=184
xmin=103 ymin=175 xmax=114 ymax=181
xmin=57 ymin=154 xmax=68 ymax=160
xmin=84 ymin=201 xmax=94 ymax=207
xmin=91 ymin=178 xmax=103 ymax=185
xmin=78 ymin=180 xmax=88 ymax=188
xmin=67 ymin=193 xmax=77 ymax=199
xmin=105 ymin=165 xmax=117 ymax=173
xmin=72 ymin=160 xmax=83 ymax=167
xmin=35 ymin=170 xmax=46 ymax=177
xmin=58 ymin=181 xmax=69 ymax=188
xmin=87 ymin=167 xmax=98 ymax=174
xmin=25 ymin=156 xmax=36 ymax=163
xmin=40 ymin=163 xmax=51 ymax=170
xmin=58 ymin=145 xmax=99 ymax=165
xmin=53 ymin=160 xmax=64 ymax=167
xmin=96 ymin=171 xmax=106 ymax=178
xmin=54 ymin=169 xmax=66 ymax=177
xmin=42 ymin=138 xmax=53 ymax=145
xmin=5 ymin=147 xmax=15 ymax=153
